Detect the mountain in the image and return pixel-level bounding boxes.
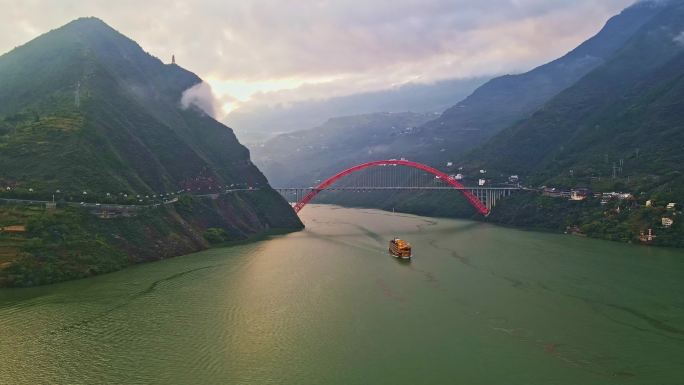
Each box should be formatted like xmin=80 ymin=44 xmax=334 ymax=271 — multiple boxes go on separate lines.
xmin=393 ymin=0 xmax=684 ymax=246
xmin=248 ymin=1 xmax=670 ymax=218
xmin=227 ymin=77 xmax=489 ymax=144
xmin=380 ymin=0 xmax=666 ymax=167
xmin=470 ymin=1 xmax=684 ymax=183
xmin=0 ymin=18 xmax=302 ymax=286
xmin=0 ymin=17 xmax=269 ymax=195
xmin=252 ymin=112 xmax=437 ymax=187
xmin=248 ymin=0 xmax=666 ymax=196
xmin=462 ymin=0 xmax=684 ymax=246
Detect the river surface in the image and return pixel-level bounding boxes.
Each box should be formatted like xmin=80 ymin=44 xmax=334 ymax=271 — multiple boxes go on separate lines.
xmin=1 ymin=205 xmax=684 ymax=384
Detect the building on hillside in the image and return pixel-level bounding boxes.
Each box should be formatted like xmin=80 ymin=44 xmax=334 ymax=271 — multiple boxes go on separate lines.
xmin=543 ymin=187 xmax=572 ymax=198
xmin=639 ymin=229 xmax=656 ymax=243
xmin=667 ymin=203 xmax=676 ymax=211
xmin=601 ymin=192 xmax=634 ymax=205
xmin=0 ymin=225 xmax=26 ymax=233
xmin=646 ymin=200 xmax=655 ymax=207
xmin=509 ymin=175 xmax=519 ymax=183
xmin=570 ymin=188 xmax=592 ymax=201
xmin=662 ymin=217 xmax=674 ymax=228
xmin=543 ymin=187 xmax=558 ymax=197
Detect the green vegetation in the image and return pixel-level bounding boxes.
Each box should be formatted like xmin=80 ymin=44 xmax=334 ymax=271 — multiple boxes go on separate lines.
xmin=490 ymin=193 xmax=684 ymax=247
xmin=316 ymin=2 xmax=684 ymax=249
xmin=450 ymin=2 xmax=684 ymax=246
xmin=0 ymin=17 xmax=272 ymax=198
xmin=0 ymin=18 xmax=303 ymax=286
xmin=8 ymin=209 xmax=128 ymax=287
xmin=250 ymin=2 xmax=684 ymax=249
xmin=0 ymin=191 xmax=302 ymax=287
xmin=204 ymin=228 xmax=231 ymax=244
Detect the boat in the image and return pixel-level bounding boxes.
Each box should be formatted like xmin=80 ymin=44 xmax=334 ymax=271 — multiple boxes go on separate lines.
xmin=389 ymin=238 xmax=412 ymax=260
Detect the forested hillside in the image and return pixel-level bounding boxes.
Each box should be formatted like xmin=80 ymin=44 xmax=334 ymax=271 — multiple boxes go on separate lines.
xmin=0 ymin=18 xmax=302 ymax=286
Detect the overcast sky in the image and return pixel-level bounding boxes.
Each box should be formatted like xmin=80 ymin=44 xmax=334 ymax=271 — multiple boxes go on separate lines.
xmin=0 ymin=0 xmax=635 ymax=118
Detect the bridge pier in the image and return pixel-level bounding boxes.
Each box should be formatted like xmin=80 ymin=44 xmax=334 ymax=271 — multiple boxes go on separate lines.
xmin=472 ymin=188 xmax=513 ymax=212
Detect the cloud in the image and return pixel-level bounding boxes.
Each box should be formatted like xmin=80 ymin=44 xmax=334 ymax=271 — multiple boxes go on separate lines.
xmin=675 ymin=31 xmax=684 ymax=45
xmin=180 ymin=82 xmax=218 ymax=117
xmin=0 ymin=0 xmax=636 ymax=117
xmin=367 ymin=144 xmax=391 ymax=156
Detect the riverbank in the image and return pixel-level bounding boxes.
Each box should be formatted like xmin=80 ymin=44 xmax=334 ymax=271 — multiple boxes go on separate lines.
xmin=488 ymin=192 xmax=684 ymax=247
xmin=311 ymin=191 xmax=683 ymax=248
xmin=0 ymin=191 xmax=303 ymax=287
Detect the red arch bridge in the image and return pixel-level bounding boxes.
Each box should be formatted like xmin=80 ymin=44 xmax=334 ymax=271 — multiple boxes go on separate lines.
xmin=274 ymin=160 xmax=521 ymax=217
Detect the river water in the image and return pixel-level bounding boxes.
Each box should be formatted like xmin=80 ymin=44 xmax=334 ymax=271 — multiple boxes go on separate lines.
xmin=1 ymin=205 xmax=683 ymax=384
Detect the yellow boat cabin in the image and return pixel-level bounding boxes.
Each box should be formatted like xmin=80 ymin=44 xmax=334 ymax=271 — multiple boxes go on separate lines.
xmin=389 ymin=238 xmax=412 ymax=259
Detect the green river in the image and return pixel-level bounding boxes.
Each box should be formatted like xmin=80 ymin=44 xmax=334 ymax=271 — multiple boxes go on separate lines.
xmin=1 ymin=205 xmax=683 ymax=384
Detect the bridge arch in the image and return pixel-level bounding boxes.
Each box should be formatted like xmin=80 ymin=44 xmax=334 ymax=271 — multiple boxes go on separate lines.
xmin=293 ymin=160 xmax=490 ymax=216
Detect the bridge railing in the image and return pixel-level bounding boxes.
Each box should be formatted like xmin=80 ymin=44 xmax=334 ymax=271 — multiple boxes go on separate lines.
xmin=274 ymin=159 xmax=524 ymax=216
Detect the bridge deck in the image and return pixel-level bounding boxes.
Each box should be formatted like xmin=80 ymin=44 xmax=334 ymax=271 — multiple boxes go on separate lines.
xmin=275 ymin=187 xmax=521 ymax=191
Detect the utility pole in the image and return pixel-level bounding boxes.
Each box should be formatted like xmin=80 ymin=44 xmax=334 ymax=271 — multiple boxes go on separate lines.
xmin=612 ymin=162 xmax=617 ymax=179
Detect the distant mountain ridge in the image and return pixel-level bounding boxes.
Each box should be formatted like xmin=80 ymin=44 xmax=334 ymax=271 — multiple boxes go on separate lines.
xmin=252 ymin=112 xmax=436 ymax=187
xmin=468 ymin=0 xmax=684 ymax=189
xmin=379 ymin=0 xmax=667 ymax=166
xmin=228 ymin=77 xmax=489 ymax=144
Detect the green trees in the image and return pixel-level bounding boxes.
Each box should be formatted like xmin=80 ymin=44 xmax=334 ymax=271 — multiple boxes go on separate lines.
xmin=204 ymin=228 xmax=231 ymax=244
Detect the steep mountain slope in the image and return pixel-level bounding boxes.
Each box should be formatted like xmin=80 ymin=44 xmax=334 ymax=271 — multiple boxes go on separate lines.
xmin=385 ymin=1 xmax=665 ymax=167
xmin=0 ymin=18 xmax=302 ymax=286
xmin=471 ymin=1 xmax=684 ymax=192
xmin=452 ymin=0 xmax=684 ymax=246
xmin=0 ymin=17 xmax=272 ymax=196
xmin=252 ymin=112 xmax=436 ymax=187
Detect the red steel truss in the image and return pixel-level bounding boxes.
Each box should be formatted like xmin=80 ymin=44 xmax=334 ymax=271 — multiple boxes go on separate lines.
xmin=293 ymin=160 xmax=490 ymax=216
